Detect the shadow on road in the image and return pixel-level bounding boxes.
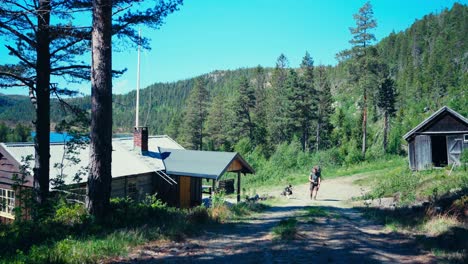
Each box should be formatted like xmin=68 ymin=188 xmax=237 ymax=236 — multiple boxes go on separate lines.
xmin=113 ymin=205 xmax=435 ymax=264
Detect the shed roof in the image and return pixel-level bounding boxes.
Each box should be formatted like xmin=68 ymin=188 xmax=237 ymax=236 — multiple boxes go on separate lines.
xmin=403 ymin=106 xmax=468 ymax=141
xmin=159 ymin=148 xmax=255 ymax=180
xmin=0 ymin=136 xmax=184 ymax=187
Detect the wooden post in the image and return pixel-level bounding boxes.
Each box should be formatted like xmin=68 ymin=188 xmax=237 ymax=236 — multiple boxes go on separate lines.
xmin=212 ymin=179 xmax=215 ymax=195
xmin=237 ymin=171 xmax=241 ymax=203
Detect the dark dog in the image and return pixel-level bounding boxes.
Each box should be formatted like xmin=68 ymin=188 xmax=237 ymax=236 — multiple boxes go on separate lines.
xmin=281 ymin=185 xmax=293 ymax=198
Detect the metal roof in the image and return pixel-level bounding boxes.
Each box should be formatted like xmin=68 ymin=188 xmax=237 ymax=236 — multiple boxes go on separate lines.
xmin=159 ymin=147 xmax=255 ymax=180
xmin=0 ymin=135 xmax=184 ymax=187
xmin=403 ymin=106 xmax=468 ymax=141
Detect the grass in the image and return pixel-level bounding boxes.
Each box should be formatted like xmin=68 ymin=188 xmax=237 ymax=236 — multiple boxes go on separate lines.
xmin=271 ymin=218 xmax=298 ymax=240
xmin=14 ymin=229 xmax=147 ymax=264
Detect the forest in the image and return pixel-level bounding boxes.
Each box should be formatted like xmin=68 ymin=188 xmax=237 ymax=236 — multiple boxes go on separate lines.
xmin=1 ymin=3 xmax=466 ymax=163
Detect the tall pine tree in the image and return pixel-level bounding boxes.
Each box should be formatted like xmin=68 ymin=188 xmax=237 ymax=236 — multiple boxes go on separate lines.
xmin=377 ymin=77 xmax=397 ymax=153
xmin=206 ymin=93 xmax=229 ymax=150
xmin=338 ymin=1 xmax=377 ymax=159
xmin=315 ymin=66 xmax=334 ymax=151
xmin=267 ymin=54 xmax=289 ymax=144
xmin=298 ymin=52 xmax=317 ymax=151
xmin=181 ymin=77 xmax=209 ymax=150
xmin=231 ymin=76 xmax=256 ymax=142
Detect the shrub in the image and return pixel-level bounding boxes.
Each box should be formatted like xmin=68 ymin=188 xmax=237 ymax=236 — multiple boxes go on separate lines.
xmin=209 ymin=204 xmax=230 ymax=223
xmin=187 ymin=206 xmax=210 ymax=225
xmin=461 ymin=149 xmax=468 ymax=171
xmin=272 ymin=218 xmax=298 ymax=240
xmin=53 ymin=201 xmax=88 ymax=226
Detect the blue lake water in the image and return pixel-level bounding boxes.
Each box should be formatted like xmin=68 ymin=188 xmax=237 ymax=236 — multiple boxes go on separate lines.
xmin=30 ymin=132 xmax=131 ymax=143
xmin=30 ymin=132 xmax=74 ymax=143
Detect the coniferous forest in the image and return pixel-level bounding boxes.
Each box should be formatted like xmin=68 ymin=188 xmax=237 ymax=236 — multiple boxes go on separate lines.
xmin=1 ymin=3 xmax=466 ymax=162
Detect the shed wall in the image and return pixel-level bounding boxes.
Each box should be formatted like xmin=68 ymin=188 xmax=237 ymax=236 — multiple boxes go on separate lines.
xmin=408 ymin=140 xmax=416 ymax=170
xmin=154 ymin=174 xmax=179 ymax=207
xmin=447 ymin=135 xmax=464 ymax=165
xmin=423 ymin=114 xmax=468 ymax=132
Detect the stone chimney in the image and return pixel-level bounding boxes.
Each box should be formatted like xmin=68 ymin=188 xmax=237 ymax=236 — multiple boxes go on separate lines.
xmin=133 ymin=126 xmax=148 ymax=154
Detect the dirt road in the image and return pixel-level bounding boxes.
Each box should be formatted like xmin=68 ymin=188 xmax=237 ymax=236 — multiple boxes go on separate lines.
xmin=113 ymin=174 xmax=435 ymax=263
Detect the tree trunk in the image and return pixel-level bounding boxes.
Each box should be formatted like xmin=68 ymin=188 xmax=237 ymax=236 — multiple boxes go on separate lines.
xmin=315 ymin=121 xmax=321 ymax=152
xmin=87 ymin=0 xmax=113 ymax=220
xmin=383 ymin=110 xmax=389 ymax=153
xmin=33 ymin=0 xmax=51 ymax=216
xmin=362 ymin=89 xmax=367 ymax=159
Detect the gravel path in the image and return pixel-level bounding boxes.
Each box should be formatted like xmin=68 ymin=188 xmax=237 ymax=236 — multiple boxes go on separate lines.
xmin=112 ymin=174 xmax=435 ymax=264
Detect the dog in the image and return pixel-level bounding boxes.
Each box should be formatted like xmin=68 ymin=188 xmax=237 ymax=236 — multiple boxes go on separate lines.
xmin=281 ymin=185 xmax=293 ymax=199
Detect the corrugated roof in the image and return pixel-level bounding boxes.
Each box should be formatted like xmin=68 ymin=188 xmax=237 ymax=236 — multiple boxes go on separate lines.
xmin=159 ymin=148 xmax=254 ymax=180
xmin=403 ymin=106 xmax=468 ymax=141
xmin=1 ymin=135 xmax=184 ymax=187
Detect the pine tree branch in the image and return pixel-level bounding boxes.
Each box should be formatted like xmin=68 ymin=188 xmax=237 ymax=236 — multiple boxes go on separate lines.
xmin=51 ymin=65 xmax=89 ymax=72
xmin=0 ymin=71 xmax=33 ymax=87
xmin=5 ymin=45 xmax=36 ymax=68
xmin=0 ymin=21 xmax=36 ymax=48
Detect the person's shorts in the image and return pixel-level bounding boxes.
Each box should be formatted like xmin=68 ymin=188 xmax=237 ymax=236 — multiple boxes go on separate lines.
xmin=310 ymin=183 xmax=319 ymax=190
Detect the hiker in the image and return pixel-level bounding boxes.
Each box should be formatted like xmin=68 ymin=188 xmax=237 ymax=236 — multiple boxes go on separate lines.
xmin=309 ymin=166 xmax=321 ymax=200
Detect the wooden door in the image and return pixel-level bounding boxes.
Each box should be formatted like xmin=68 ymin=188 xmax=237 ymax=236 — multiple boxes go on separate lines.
xmin=447 ymin=135 xmax=463 ymax=165
xmin=179 ymin=176 xmax=191 ymax=208
xmin=415 ymin=135 xmax=432 ymax=170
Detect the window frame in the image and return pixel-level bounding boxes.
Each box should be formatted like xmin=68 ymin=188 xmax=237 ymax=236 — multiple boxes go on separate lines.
xmin=464 ymin=134 xmax=468 ymax=143
xmin=0 ymin=188 xmax=15 ymax=219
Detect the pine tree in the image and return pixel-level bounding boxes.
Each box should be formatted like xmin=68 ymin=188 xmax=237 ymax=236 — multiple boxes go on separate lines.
xmin=231 ymin=76 xmax=256 ymax=142
xmin=252 ymin=65 xmax=268 ymax=146
xmin=181 ymin=77 xmax=209 ymax=150
xmin=377 ymin=77 xmax=397 ymax=153
xmin=267 ymin=54 xmax=289 ymax=144
xmin=338 ymin=1 xmax=378 ymax=159
xmin=206 ymin=93 xmax=228 ymax=150
xmin=298 ymin=52 xmax=317 ymax=151
xmin=315 ymin=66 xmax=334 ymax=151
xmin=165 ymin=112 xmax=184 ymax=141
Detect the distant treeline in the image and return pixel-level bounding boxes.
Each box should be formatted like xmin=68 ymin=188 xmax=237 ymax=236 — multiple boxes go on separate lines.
xmin=0 ymin=3 xmax=466 ymax=163
xmin=0 ymin=122 xmax=31 ymax=142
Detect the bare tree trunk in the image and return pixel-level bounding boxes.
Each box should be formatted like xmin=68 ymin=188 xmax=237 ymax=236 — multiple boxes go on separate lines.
xmin=383 ymin=110 xmax=389 ymax=153
xmin=33 ymin=0 xmax=51 ymax=216
xmin=87 ymin=0 xmax=113 ymax=220
xmin=362 ymin=89 xmax=367 ymax=159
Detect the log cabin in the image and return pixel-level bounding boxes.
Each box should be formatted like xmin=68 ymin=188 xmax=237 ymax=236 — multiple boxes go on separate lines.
xmin=0 ymin=127 xmax=254 ymax=223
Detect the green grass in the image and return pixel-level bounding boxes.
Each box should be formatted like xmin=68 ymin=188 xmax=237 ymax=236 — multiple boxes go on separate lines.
xmin=12 ymin=229 xmax=147 ymax=264
xmin=272 ymin=218 xmax=298 ymax=240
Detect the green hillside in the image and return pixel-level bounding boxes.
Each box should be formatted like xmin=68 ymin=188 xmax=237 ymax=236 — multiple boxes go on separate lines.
xmin=1 ymin=3 xmax=466 ymax=158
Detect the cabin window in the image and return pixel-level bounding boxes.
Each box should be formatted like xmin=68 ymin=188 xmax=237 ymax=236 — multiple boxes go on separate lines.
xmin=0 ymin=188 xmax=15 ymax=217
xmin=127 ymin=181 xmax=138 ymax=201
xmin=464 ymin=134 xmax=468 ymax=143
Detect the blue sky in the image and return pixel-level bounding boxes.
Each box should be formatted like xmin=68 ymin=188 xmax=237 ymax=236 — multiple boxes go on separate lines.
xmin=1 ymin=0 xmax=465 ymax=95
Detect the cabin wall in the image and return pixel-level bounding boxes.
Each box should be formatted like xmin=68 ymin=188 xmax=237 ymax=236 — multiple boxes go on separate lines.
xmin=0 ymin=185 xmax=31 ymax=224
xmin=111 ymin=173 xmax=154 ymax=201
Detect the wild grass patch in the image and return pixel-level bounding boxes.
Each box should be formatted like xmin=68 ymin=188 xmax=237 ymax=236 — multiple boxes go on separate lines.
xmin=272 ymin=218 xmax=298 ymax=240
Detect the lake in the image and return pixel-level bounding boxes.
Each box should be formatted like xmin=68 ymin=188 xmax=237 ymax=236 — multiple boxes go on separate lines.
xmin=30 ymin=132 xmax=131 ymax=143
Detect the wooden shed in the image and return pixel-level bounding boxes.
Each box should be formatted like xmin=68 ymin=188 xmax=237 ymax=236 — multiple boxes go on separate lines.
xmin=155 ymin=148 xmax=255 ymax=208
xmin=403 ymin=106 xmax=468 ymax=170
